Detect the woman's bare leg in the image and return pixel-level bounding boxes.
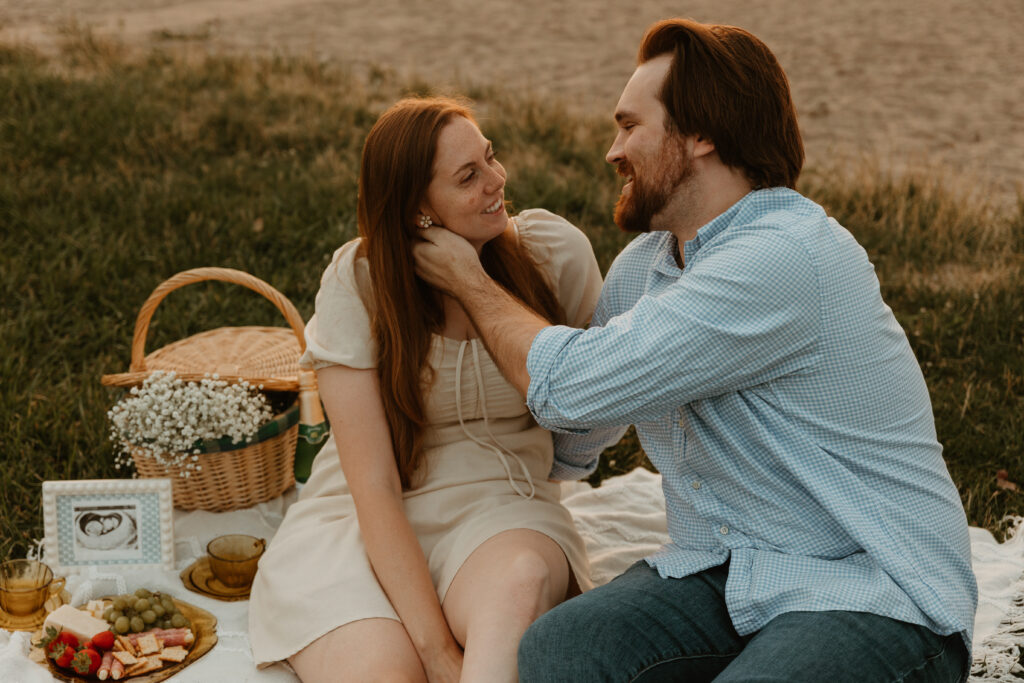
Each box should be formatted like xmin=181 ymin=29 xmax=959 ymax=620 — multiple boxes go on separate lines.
xmin=442 ymin=529 xmax=570 ymax=683
xmin=288 ymin=617 xmax=427 ymax=683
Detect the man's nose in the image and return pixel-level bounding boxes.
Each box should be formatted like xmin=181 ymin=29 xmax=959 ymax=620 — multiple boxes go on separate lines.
xmin=606 ymin=133 xmax=625 ymax=165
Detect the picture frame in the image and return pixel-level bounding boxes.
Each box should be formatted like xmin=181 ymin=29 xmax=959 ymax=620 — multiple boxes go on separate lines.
xmin=42 ymin=479 xmax=175 ymax=574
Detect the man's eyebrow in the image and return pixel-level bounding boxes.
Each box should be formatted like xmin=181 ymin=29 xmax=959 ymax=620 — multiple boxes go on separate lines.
xmin=451 ymin=141 xmax=493 ymax=177
xmin=615 ymin=110 xmax=639 ymax=123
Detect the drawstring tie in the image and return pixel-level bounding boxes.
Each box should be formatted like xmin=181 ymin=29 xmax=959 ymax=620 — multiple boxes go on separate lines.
xmin=454 ymin=339 xmax=536 ymax=500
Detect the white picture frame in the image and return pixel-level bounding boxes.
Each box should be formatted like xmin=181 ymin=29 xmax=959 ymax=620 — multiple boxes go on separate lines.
xmin=42 ymin=479 xmax=175 ymax=574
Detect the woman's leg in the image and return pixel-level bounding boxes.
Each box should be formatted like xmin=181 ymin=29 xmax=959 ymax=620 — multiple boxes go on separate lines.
xmin=442 ymin=528 xmax=570 ymax=683
xmin=287 ymin=617 xmax=427 ymax=683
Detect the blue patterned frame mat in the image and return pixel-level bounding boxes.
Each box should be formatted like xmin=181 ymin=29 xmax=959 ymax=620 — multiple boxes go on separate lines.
xmin=42 ymin=479 xmax=174 ymax=574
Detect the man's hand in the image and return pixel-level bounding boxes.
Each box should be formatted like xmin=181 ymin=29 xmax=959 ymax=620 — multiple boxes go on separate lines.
xmin=411 ymin=226 xmax=547 ymax=396
xmin=412 ymin=227 xmax=484 ymax=297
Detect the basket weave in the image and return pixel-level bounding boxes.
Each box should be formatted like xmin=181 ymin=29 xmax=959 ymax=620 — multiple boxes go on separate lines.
xmin=102 ymin=267 xmax=312 ymax=511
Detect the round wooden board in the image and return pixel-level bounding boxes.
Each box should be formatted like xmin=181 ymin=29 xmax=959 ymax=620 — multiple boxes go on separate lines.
xmin=38 ymin=597 xmax=217 ymax=683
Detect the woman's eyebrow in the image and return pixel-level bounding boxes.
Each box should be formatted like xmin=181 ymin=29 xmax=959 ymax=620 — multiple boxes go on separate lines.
xmin=450 ymin=141 xmax=493 ymax=177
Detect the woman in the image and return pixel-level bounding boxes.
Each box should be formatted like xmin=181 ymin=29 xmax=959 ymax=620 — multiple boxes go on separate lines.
xmin=249 ymin=96 xmax=603 ymax=682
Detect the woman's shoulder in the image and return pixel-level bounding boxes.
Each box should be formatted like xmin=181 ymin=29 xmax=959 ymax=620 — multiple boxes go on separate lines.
xmin=302 ymin=236 xmax=376 ymax=370
xmin=513 ymin=209 xmax=595 ymax=261
xmin=319 ymin=237 xmax=372 ymax=303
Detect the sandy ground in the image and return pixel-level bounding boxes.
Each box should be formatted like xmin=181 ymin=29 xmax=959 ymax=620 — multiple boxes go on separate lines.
xmin=2 ymin=0 xmax=1022 ymax=204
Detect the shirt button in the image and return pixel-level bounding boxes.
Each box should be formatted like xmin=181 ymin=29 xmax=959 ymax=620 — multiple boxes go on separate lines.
xmin=678 ymin=418 xmax=685 ymax=427
xmin=719 ymin=525 xmax=729 ymax=535
xmin=691 ymin=481 xmax=702 ymax=490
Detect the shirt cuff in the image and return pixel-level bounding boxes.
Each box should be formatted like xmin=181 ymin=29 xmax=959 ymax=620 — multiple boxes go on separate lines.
xmin=526 ymin=325 xmax=590 ymax=434
xmin=548 ymin=458 xmax=599 ymax=480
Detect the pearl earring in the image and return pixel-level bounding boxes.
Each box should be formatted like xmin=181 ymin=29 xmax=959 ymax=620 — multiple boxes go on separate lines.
xmin=418 ymin=214 xmax=433 ymax=229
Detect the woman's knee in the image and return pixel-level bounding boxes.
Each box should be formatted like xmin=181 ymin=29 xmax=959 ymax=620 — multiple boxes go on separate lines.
xmin=493 ymin=546 xmax=568 ymax=616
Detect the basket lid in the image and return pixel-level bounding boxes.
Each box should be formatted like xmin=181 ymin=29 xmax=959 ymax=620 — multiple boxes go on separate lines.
xmin=101 ymin=326 xmax=302 ymax=391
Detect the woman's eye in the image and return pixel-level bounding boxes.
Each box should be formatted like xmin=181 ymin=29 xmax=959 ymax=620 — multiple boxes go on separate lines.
xmin=460 ymin=170 xmax=476 ymax=184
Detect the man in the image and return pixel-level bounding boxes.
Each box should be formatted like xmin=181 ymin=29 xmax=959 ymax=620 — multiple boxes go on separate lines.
xmin=413 ymin=18 xmax=976 ymax=683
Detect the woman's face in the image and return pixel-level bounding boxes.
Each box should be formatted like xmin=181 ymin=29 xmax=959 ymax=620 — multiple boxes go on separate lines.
xmin=420 ymin=116 xmax=507 ymax=251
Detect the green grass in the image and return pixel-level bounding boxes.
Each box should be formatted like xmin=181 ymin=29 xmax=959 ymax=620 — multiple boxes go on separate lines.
xmin=1 ymin=32 xmax=1021 ymax=560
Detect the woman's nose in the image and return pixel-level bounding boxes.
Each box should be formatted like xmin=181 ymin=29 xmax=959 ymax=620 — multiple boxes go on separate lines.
xmin=485 ymin=162 xmax=506 ymax=191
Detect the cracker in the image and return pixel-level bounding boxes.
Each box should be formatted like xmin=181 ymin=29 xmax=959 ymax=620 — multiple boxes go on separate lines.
xmin=125 ymin=656 xmax=162 ymax=676
xmin=157 ymin=646 xmax=188 ymax=663
xmin=137 ymin=633 xmax=160 ymax=655
xmin=114 ymin=634 xmax=135 ymax=655
xmin=111 ymin=650 xmax=138 ymax=666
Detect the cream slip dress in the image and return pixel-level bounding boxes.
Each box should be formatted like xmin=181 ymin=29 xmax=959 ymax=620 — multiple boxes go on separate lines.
xmin=248 ymin=209 xmax=603 ymax=666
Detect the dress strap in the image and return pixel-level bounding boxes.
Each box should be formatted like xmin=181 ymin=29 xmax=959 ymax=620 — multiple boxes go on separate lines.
xmin=454 ymin=340 xmax=536 ymax=500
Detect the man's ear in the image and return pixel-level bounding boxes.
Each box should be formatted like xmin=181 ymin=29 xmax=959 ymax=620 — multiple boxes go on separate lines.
xmin=692 ymin=135 xmax=715 ymax=159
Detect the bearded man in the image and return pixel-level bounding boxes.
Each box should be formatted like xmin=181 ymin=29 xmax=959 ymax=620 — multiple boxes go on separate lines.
xmin=414 ymin=18 xmax=975 ymax=683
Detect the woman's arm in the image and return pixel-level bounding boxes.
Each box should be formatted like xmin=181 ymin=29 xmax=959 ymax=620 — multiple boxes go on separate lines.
xmin=316 ymin=364 xmax=463 ymax=681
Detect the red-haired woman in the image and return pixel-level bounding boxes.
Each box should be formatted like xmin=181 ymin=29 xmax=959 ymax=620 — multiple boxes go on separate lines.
xmin=248 ymin=96 xmax=602 ymax=682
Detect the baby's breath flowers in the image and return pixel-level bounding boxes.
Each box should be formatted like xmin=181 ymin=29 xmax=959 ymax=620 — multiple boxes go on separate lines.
xmin=108 ymin=371 xmax=273 ymax=478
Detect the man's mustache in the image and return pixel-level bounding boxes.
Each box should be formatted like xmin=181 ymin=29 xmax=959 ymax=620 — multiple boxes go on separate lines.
xmin=616 ymin=162 xmax=634 ymax=180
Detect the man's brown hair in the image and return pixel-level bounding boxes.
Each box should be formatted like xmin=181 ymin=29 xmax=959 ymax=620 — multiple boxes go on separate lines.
xmin=639 ymin=18 xmax=804 ymax=189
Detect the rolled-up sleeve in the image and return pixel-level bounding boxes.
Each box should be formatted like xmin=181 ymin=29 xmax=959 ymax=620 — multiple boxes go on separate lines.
xmin=526 ymin=229 xmax=820 ymax=431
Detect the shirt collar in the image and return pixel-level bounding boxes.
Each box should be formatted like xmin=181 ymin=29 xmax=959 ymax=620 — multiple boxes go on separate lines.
xmin=680 ymin=189 xmax=765 ymax=266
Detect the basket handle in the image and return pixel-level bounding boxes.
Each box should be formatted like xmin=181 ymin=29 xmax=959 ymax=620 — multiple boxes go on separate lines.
xmin=129 ymin=267 xmax=306 ymax=373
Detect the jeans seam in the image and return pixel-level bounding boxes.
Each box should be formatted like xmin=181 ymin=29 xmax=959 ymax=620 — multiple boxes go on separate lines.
xmin=891 ymin=636 xmax=954 ymax=683
xmin=627 ymin=650 xmax=742 ymax=683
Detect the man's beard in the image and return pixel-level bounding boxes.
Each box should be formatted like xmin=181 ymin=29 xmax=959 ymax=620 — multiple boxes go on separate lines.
xmin=613 ymin=137 xmax=694 ymax=233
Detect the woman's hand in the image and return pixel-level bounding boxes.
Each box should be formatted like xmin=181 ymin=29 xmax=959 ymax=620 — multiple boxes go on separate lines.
xmin=413 ymin=226 xmax=486 ymax=296
xmin=421 ymin=640 xmax=464 ymax=683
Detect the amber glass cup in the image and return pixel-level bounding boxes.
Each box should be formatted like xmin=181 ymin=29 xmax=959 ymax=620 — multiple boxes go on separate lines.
xmin=206 ymin=535 xmax=266 ymax=588
xmin=0 ymin=560 xmax=65 ymax=616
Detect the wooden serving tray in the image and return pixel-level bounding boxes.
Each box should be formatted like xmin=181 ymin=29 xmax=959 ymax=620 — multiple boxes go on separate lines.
xmin=35 ymin=597 xmax=217 ymax=683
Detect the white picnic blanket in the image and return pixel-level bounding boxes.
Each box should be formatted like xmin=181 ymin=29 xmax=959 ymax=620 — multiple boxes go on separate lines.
xmin=2 ymin=468 xmax=1021 ymax=682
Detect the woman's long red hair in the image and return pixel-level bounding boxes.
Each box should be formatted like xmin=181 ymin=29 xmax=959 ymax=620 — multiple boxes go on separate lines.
xmin=357 ymin=97 xmax=563 ymax=489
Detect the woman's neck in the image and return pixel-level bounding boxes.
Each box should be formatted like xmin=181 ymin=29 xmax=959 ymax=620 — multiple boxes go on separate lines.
xmin=440 ymin=294 xmax=478 ymax=340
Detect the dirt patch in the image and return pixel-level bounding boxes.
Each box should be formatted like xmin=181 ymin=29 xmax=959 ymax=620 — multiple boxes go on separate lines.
xmin=3 ymin=0 xmax=1021 ymax=204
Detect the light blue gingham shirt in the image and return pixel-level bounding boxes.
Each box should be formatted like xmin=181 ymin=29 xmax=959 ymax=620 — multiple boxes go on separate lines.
xmin=526 ymin=188 xmax=977 ymax=657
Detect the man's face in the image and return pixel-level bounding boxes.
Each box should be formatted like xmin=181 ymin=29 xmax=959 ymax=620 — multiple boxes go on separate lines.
xmin=607 ymin=54 xmax=694 ymax=233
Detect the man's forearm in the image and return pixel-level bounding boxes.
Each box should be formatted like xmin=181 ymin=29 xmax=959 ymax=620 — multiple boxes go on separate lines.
xmin=458 ymin=270 xmax=549 ymax=396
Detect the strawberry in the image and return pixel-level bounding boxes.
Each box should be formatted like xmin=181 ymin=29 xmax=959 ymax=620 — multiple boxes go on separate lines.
xmin=72 ymin=647 xmax=101 ymax=675
xmin=38 ymin=627 xmax=79 ymax=655
xmin=91 ymin=630 xmax=116 ymax=651
xmin=53 ymin=645 xmax=76 ymax=669
xmin=57 ymin=631 xmax=79 ymax=649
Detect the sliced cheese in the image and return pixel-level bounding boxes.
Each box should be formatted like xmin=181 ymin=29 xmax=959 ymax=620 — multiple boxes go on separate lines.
xmin=42 ymin=604 xmax=110 ymax=642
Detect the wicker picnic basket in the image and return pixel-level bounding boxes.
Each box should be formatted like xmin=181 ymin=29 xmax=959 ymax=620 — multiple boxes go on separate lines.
xmin=101 ymin=267 xmax=313 ymax=512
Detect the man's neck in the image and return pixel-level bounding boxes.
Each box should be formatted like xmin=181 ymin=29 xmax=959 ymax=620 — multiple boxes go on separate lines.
xmin=663 ymin=165 xmax=753 ymax=265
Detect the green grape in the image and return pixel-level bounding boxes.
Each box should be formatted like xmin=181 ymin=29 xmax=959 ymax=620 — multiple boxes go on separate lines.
xmin=102 ymin=607 xmax=114 ymax=622
xmin=162 ymin=599 xmax=176 ymax=615
xmin=133 ymin=598 xmax=150 ymax=612
xmin=112 ymin=597 xmax=128 ymax=611
xmin=152 ymin=604 xmax=165 ymax=618
xmin=141 ymin=610 xmax=156 ymax=624
xmin=130 ymin=616 xmax=145 ymax=633
xmin=114 ymin=616 xmax=130 ymax=635
xmin=110 ymin=610 xmax=124 ymax=622
xmin=169 ymin=613 xmax=187 ymax=629
xmin=160 ymin=619 xmax=172 ymax=630
xmin=134 ymin=588 xmax=152 ymax=599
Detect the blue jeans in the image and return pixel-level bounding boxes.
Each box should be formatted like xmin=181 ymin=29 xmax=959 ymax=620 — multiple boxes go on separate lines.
xmin=518 ymin=561 xmax=966 ymax=682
